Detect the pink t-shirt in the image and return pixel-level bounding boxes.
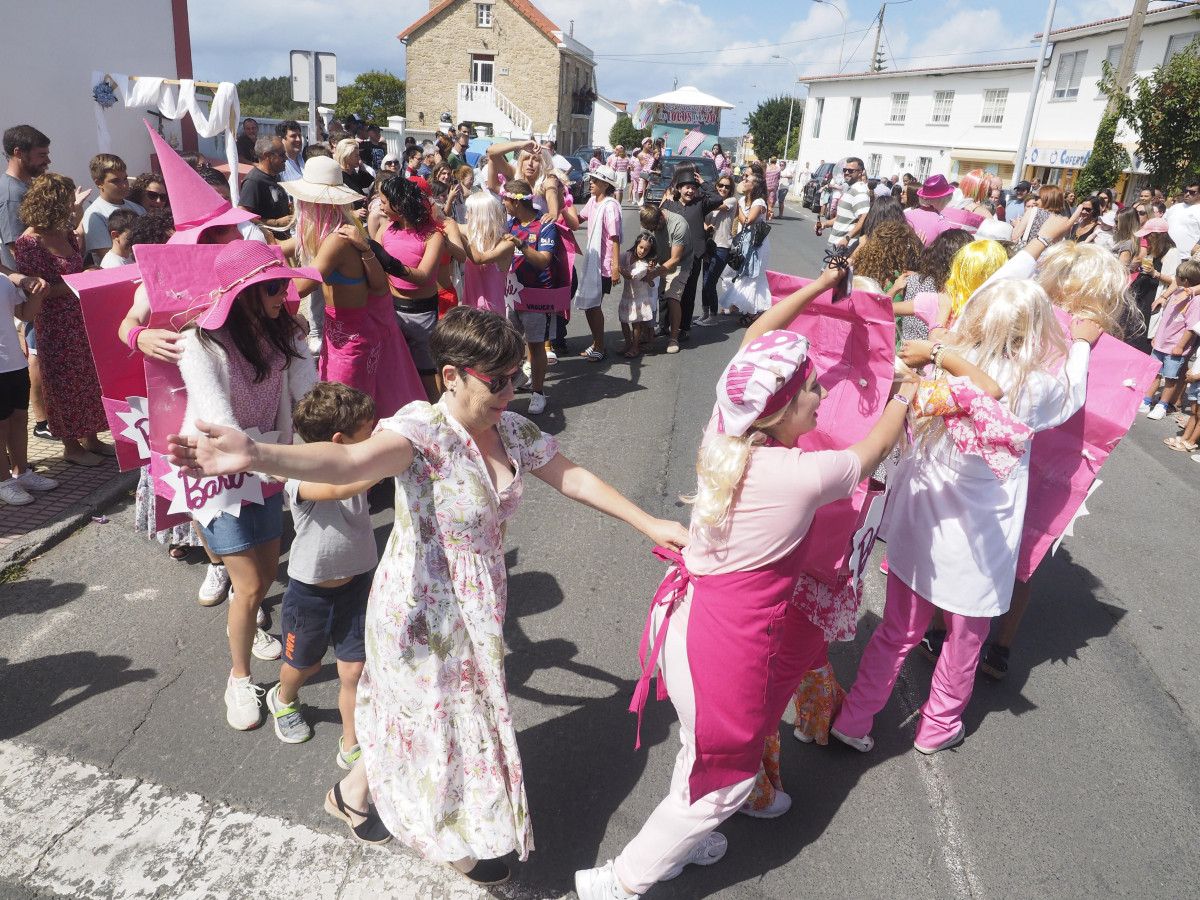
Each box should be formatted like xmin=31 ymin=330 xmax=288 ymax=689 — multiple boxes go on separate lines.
xmin=580 ymin=195 xmax=623 ymax=277
xmin=905 ymin=207 xmax=962 ymax=244
xmin=684 ymin=414 xmax=862 ymax=577
xmin=1152 ymin=288 xmax=1200 ymax=354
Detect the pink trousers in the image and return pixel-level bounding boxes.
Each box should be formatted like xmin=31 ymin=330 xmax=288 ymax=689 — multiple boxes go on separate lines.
xmin=834 ymin=572 xmax=990 ymax=748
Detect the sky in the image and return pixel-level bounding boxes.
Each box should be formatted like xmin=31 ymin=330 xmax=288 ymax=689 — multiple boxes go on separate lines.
xmin=188 ymin=0 xmax=1136 ymax=134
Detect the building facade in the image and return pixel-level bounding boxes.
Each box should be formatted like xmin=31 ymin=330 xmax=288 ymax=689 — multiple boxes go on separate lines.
xmin=1023 ymin=2 xmax=1200 ymax=195
xmin=399 ymin=0 xmax=596 ymax=151
xmin=797 ymin=61 xmax=1035 ymax=184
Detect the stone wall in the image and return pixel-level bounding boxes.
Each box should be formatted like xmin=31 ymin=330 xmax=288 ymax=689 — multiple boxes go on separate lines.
xmin=405 ymin=0 xmax=594 ymax=139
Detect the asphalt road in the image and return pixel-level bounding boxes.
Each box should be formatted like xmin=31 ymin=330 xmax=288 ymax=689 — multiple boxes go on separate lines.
xmin=1 ymin=204 xmax=1198 ymax=899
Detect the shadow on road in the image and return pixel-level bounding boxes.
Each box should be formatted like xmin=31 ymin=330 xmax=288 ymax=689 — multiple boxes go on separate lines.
xmin=0 ymin=576 xmax=83 ymax=622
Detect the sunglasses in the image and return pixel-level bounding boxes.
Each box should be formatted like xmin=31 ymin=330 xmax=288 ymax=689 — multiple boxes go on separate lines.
xmin=717 ymin=182 xmax=733 ymax=190
xmin=1187 ymin=189 xmax=1200 ymax=196
xmin=383 ymin=161 xmax=400 ymax=168
xmin=145 ymin=189 xmax=167 ymax=201
xmin=261 ymin=279 xmax=286 ymax=297
xmin=842 ymin=167 xmax=860 ymax=174
xmin=462 ymin=366 xmax=519 ymax=394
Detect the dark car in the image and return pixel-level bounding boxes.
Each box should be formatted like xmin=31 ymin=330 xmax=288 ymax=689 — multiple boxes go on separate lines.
xmin=802 ymin=162 xmax=837 ymax=212
xmin=564 ymin=156 xmax=588 ymax=204
xmin=643 ymin=156 xmax=720 ymax=206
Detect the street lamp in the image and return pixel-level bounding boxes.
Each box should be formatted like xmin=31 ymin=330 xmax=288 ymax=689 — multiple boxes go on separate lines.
xmin=811 ymin=0 xmax=847 ymax=74
xmin=771 ymin=54 xmax=799 ymax=167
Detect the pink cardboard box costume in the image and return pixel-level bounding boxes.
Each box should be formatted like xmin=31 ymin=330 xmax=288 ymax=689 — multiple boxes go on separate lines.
xmin=63 ymin=266 xmax=148 ymax=472
xmin=509 ymin=224 xmax=578 ymax=314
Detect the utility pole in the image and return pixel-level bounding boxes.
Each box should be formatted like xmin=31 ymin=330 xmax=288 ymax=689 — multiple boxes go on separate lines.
xmin=1012 ymin=0 xmax=1057 ymax=188
xmin=1106 ymin=0 xmax=1150 ymax=116
xmin=871 ymin=3 xmax=887 ymax=72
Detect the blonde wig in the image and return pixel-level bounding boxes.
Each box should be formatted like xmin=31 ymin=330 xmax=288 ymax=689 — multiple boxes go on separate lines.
xmin=687 ymin=403 xmax=795 ymax=536
xmin=915 ymin=279 xmax=1069 ymax=453
xmin=945 ymin=240 xmax=1009 ymax=322
xmin=293 ymin=198 xmax=360 ymax=265
xmin=516 ymin=147 xmax=557 ymax=196
xmin=464 ymin=189 xmax=507 ymax=256
xmin=334 ymin=138 xmax=360 ymax=169
xmin=1036 ymin=241 xmax=1140 ymax=337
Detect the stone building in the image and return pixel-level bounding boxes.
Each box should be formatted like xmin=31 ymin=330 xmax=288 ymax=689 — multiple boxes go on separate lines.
xmin=398 ymin=0 xmax=596 ymax=152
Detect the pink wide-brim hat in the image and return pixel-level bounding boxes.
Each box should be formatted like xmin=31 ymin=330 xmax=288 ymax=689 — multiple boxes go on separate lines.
xmin=144 ymin=122 xmax=258 ymax=244
xmin=917 ymin=174 xmax=954 ymax=200
xmin=193 ymin=242 xmax=320 ymax=330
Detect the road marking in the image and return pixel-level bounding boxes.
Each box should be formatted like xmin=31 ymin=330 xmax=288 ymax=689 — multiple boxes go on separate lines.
xmin=0 ymin=740 xmax=559 ymax=899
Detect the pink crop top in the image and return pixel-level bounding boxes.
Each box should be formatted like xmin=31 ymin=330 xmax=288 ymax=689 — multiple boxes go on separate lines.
xmin=381 ymin=225 xmax=429 ymax=292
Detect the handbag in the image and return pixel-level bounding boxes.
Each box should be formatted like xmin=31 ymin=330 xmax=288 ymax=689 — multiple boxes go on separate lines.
xmin=1147 ymin=309 xmax=1163 ymax=340
xmin=748 ymin=219 xmax=772 ymax=247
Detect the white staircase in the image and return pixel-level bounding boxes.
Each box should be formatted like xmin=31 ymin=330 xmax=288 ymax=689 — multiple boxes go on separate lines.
xmin=457 ymin=83 xmax=533 ymax=139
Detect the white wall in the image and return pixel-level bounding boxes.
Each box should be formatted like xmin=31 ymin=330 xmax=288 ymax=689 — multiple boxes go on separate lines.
xmin=592 ymin=97 xmax=621 ymax=150
xmin=797 ymin=64 xmax=1033 ymax=180
xmin=1 ymin=3 xmax=181 ymax=192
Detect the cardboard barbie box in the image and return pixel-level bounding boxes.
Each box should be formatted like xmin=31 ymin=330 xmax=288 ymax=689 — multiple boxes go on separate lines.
xmin=509 ymin=224 xmax=578 ymax=314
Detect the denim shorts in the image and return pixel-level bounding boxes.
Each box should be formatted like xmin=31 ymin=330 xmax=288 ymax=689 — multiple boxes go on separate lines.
xmin=195 ymin=491 xmax=284 ymax=555
xmin=280 ymin=569 xmax=372 ymax=668
xmin=1151 ymin=348 xmax=1187 ymax=381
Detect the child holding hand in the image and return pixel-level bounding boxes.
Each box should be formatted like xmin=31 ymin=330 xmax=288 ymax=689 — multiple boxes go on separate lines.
xmin=268 ymin=382 xmax=380 ymax=764
xmin=1146 ymin=259 xmax=1200 ymax=421
xmin=617 ymin=232 xmax=658 ymax=358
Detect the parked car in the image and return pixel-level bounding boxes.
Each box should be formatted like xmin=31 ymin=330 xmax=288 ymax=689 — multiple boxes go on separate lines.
xmin=564 ymin=156 xmax=588 ymax=204
xmin=802 ymin=162 xmax=837 ymax=212
xmin=643 ymin=156 xmax=720 ymax=206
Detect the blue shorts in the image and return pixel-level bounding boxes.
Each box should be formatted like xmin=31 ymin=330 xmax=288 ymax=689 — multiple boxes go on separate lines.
xmin=195 ymin=492 xmax=284 ymax=555
xmin=1151 ymin=348 xmax=1187 ymax=381
xmin=23 ymin=322 xmax=35 ymax=354
xmin=280 ymin=569 xmax=372 ymax=668
xmin=1188 ymin=377 xmax=1200 ymax=403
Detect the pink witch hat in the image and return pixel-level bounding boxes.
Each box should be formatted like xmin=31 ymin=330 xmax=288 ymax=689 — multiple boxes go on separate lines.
xmin=144 ymin=121 xmax=257 ymax=244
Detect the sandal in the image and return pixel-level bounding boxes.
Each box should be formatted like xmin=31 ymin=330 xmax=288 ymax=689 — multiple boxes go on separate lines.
xmin=1166 ymin=436 xmax=1198 ymax=452
xmin=446 ymin=857 xmax=511 ymax=886
xmin=324 ymin=783 xmax=392 ymax=845
xmin=169 ymin=544 xmax=190 ymax=561
xmin=738 ymin=313 xmax=759 ymax=327
xmin=580 ymin=346 xmax=606 ymax=361
xmin=622 ymin=347 xmax=640 ymax=359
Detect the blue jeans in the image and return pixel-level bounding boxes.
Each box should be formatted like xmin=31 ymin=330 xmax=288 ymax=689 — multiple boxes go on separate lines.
xmin=702 ymin=248 xmax=730 ymax=317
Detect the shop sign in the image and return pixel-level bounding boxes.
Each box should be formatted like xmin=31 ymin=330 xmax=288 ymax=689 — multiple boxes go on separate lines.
xmin=1026 ymin=147 xmax=1092 ymax=168
xmin=655 ymin=103 xmax=720 ymax=125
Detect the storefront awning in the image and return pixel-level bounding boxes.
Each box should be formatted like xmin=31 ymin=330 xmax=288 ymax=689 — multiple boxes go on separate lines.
xmin=950 ymin=148 xmax=1016 ymax=164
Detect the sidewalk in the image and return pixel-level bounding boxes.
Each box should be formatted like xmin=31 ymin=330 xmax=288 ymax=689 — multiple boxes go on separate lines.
xmin=0 ymin=416 xmax=135 ymax=568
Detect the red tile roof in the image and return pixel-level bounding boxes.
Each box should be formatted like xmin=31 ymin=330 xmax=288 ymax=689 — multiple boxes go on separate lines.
xmin=803 ymin=59 xmax=1036 ymax=82
xmin=398 ymin=0 xmax=561 ymax=43
xmin=1034 ymin=2 xmax=1193 ymax=39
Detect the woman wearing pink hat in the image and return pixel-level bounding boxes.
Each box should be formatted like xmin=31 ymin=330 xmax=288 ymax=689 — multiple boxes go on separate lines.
xmin=1129 ymin=216 xmax=1180 ymax=353
xmin=176 ymin=241 xmax=321 ymax=732
xmin=575 ymin=265 xmax=919 ymax=900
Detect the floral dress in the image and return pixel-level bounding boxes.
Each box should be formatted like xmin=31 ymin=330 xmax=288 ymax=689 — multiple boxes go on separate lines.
xmin=357 ymin=400 xmax=558 ymax=862
xmin=13 ymin=232 xmax=107 ymax=439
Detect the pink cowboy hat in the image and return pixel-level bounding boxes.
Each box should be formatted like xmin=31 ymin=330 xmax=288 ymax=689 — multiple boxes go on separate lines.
xmin=917 ymin=174 xmax=954 ymax=200
xmin=144 ymin=122 xmax=257 ymax=243
xmin=193 ymin=242 xmax=320 ymax=330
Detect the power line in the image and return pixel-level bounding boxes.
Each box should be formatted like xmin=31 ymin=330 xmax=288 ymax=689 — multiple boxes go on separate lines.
xmin=590 ymin=26 xmax=874 ymax=59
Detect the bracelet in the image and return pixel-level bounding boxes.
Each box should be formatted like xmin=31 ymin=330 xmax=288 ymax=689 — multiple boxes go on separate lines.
xmin=1035 ymin=235 xmax=1052 ymax=249
xmin=890 ymin=393 xmax=910 ymax=407
xmin=928 ymin=340 xmax=944 ymax=367
xmin=361 ymin=252 xmax=376 ymax=261
xmin=126 ymin=325 xmax=147 ymax=352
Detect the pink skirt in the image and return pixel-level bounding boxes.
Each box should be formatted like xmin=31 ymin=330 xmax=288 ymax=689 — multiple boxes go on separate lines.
xmin=320 ymin=293 xmax=425 ymax=419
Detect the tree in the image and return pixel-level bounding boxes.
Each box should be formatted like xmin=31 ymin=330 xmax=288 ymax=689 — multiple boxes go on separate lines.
xmin=1074 ymin=110 xmax=1129 ymax=197
xmin=1116 ymin=36 xmax=1200 ymax=193
xmin=235 ymin=76 xmax=307 ymax=119
xmin=333 ymin=70 xmax=406 ymax=124
xmin=744 ymin=96 xmax=801 ymax=161
xmin=609 ymin=115 xmax=650 ymax=150
xmin=872 ymin=50 xmax=888 ymax=72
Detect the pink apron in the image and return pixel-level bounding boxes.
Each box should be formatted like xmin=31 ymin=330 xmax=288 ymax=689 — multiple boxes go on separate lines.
xmin=319 ymin=292 xmax=425 ymax=419
xmin=631 ymin=547 xmax=827 ymax=802
xmin=462 ymin=259 xmax=507 ymax=316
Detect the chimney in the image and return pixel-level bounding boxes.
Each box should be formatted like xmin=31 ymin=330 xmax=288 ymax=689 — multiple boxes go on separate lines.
xmin=569 ymin=20 xmax=574 ymax=37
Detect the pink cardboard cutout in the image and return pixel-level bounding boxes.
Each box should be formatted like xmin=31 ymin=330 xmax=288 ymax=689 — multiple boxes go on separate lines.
xmin=136 ymin=243 xmax=286 ymax=529
xmin=510 ymin=224 xmax=579 ymax=313
xmin=765 ymin=271 xmax=896 ymax=585
xmin=63 ymin=267 xmax=148 ymax=472
xmin=1016 ymin=311 xmax=1160 ymax=579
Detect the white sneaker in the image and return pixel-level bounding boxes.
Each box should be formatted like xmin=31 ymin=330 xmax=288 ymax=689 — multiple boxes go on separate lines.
xmin=575 ymin=862 xmax=637 ymax=900
xmin=15 ymin=470 xmax=58 ymax=492
xmin=252 ymin=627 xmax=282 ymax=660
xmin=528 ymin=392 xmax=547 ymax=415
xmin=830 ymin=725 xmax=875 ymax=753
xmin=739 ymin=788 xmax=792 ymax=818
xmin=1146 ymin=404 xmax=1168 ymax=420
xmin=199 ymin=564 xmax=231 ymax=607
xmin=0 ymin=478 xmax=34 ymax=506
xmin=661 ymin=832 xmax=728 ymax=880
xmin=1138 ymin=400 xmax=1152 ymax=414
xmin=224 ymin=674 xmax=264 ymax=730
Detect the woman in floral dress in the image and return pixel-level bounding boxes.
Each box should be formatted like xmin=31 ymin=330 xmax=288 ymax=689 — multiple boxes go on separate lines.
xmin=167 ymin=307 xmax=688 ymax=887
xmin=14 ymin=174 xmax=112 ymax=465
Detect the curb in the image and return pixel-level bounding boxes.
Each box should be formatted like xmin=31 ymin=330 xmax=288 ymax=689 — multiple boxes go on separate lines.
xmin=0 ymin=470 xmax=139 ymax=571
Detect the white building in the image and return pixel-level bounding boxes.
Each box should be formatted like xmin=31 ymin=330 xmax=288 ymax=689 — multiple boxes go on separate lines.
xmin=1 ymin=1 xmax=192 ymax=192
xmin=1023 ymin=2 xmax=1200 ymax=196
xmin=590 ymin=94 xmax=626 ymax=152
xmin=797 ymin=61 xmax=1035 ymax=185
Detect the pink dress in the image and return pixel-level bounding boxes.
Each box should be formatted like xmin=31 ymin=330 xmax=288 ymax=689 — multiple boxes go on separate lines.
xmin=462 ymin=258 xmax=507 ymax=316
xmin=320 ymin=293 xmax=425 ymax=419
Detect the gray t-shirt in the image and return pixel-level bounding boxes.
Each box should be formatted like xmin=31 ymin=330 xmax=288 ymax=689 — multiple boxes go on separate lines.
xmin=655 ymin=208 xmax=693 ymax=272
xmin=0 ymin=173 xmax=29 ymax=270
xmin=82 ymin=197 xmax=145 ymax=258
xmin=284 ymin=479 xmax=378 ymax=584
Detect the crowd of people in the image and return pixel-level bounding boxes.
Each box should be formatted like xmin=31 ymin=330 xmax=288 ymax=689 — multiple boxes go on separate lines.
xmin=0 ymin=110 xmax=1187 ymax=897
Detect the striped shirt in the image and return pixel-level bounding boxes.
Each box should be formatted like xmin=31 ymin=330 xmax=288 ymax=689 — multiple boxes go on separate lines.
xmin=829 ymin=180 xmax=869 ymax=244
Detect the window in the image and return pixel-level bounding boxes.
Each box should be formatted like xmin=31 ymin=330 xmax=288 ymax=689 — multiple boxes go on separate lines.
xmin=471 ymin=55 xmax=494 ymax=85
xmin=980 ymin=88 xmax=1008 ymax=125
xmin=1100 ymin=42 xmax=1142 ymax=96
xmin=476 ymin=3 xmax=493 ymax=27
xmin=931 ymin=90 xmax=954 ymax=124
xmin=917 ymin=157 xmax=932 ymax=181
xmin=889 ymin=92 xmax=908 ymax=124
xmin=1165 ymin=31 xmax=1200 ymax=64
xmin=1052 ymin=50 xmax=1087 ymax=99
xmin=868 ymin=153 xmax=882 ymax=177
xmin=846 ymin=97 xmax=861 ymax=141
xmin=812 ymin=98 xmax=824 ymax=138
